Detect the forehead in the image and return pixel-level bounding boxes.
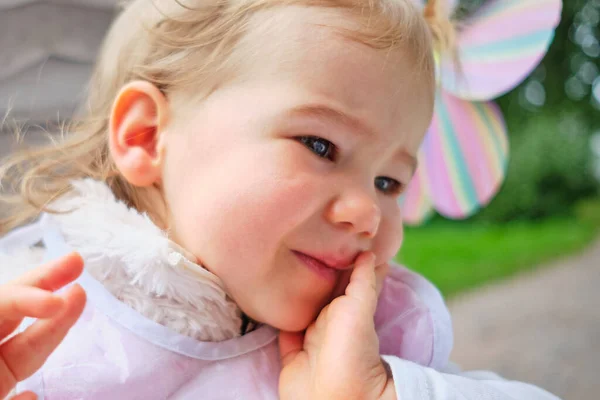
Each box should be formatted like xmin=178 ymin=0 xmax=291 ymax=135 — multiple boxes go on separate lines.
xmin=231 ymin=6 xmax=434 ymax=149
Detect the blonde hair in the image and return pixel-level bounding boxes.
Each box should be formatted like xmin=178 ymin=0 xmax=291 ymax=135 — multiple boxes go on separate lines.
xmin=0 ymin=0 xmax=455 ymax=234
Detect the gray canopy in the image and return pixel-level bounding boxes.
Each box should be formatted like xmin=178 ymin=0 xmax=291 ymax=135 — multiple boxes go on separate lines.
xmin=0 ymin=0 xmax=118 ymax=129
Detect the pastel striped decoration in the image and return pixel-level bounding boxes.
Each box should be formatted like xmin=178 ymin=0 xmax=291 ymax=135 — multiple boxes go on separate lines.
xmin=441 ymin=0 xmax=562 ymax=100
xmin=416 ymin=92 xmax=508 ymax=220
xmin=400 ymin=0 xmax=560 ymax=225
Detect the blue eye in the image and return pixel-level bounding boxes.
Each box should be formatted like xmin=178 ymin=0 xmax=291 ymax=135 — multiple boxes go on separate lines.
xmin=298 ymin=136 xmax=403 ymax=195
xmin=299 ymin=136 xmax=336 ymax=161
xmin=375 ymin=177 xmax=404 ymax=195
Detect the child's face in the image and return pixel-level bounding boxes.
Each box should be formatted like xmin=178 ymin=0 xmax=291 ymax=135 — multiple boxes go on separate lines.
xmin=161 ymin=9 xmax=433 ymax=331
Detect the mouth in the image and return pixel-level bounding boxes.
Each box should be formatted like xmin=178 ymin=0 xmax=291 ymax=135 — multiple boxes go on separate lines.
xmin=292 ymin=250 xmax=339 ymax=283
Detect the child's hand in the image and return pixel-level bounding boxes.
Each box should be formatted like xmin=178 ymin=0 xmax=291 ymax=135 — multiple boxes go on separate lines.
xmin=278 ymin=252 xmax=396 ymax=400
xmin=0 ymin=253 xmax=86 ymax=400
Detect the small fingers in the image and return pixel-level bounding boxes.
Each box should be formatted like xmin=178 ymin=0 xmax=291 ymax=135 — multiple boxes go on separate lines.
xmin=11 ymin=253 xmax=84 ymax=292
xmin=0 ymin=357 xmax=18 ymax=400
xmin=0 ymin=286 xmax=64 ymax=321
xmin=0 ymin=320 xmax=22 ymax=344
xmin=0 ymin=284 xmax=86 ymax=382
xmin=0 ymin=286 xmax=65 ymax=340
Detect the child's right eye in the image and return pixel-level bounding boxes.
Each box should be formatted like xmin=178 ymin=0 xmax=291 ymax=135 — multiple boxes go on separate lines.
xmin=298 ymin=136 xmax=337 ymax=162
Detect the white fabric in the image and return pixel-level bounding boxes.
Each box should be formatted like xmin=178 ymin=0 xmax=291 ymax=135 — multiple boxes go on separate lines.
xmin=383 ymin=356 xmax=562 ymax=400
xmin=16 ymin=265 xmax=281 ymax=399
xmin=46 ymin=179 xmax=244 ymax=342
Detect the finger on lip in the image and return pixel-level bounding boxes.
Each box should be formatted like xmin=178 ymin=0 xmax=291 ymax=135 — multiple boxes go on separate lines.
xmin=355 ymin=251 xmax=376 ymax=267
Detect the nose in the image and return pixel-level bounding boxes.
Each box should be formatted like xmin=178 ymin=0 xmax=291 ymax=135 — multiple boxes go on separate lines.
xmin=325 ymin=187 xmax=382 ymax=238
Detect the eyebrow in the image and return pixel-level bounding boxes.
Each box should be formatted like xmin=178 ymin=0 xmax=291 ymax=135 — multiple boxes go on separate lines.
xmin=284 ymin=104 xmax=419 ymax=174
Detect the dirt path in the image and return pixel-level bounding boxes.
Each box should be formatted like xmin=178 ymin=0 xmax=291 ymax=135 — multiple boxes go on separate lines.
xmin=448 ymin=237 xmax=600 ymax=400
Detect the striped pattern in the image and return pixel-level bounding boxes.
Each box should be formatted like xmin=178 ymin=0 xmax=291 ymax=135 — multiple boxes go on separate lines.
xmin=401 ymin=0 xmax=560 ymax=225
xmin=402 ymin=92 xmax=509 ymax=224
xmin=441 ymin=0 xmax=562 ymax=100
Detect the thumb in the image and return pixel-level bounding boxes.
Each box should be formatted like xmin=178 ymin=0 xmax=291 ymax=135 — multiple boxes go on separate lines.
xmin=278 ymin=330 xmax=305 ymax=367
xmin=345 ymin=252 xmax=378 ymax=315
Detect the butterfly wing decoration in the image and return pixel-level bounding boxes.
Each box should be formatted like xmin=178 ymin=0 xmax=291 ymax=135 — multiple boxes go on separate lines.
xmin=441 ymin=0 xmax=563 ymax=100
xmin=401 ymin=0 xmax=562 ymax=225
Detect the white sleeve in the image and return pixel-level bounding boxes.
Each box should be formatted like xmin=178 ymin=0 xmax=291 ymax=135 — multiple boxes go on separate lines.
xmin=382 ymin=355 xmax=562 ymax=400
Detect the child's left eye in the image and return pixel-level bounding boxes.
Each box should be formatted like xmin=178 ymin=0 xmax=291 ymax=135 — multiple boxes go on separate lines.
xmin=375 ymin=177 xmax=404 ymax=195
xmin=298 ymin=136 xmax=337 ymax=161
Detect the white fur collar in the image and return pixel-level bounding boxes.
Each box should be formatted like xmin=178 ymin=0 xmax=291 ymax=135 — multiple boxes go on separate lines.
xmin=50 ymin=179 xmax=242 ymax=342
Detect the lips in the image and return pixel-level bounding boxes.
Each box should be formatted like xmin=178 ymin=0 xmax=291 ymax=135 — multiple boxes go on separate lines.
xmin=292 ymin=251 xmax=339 ymax=282
xmin=292 ymin=250 xmax=358 ymax=283
xmin=302 ymin=250 xmax=358 ymax=271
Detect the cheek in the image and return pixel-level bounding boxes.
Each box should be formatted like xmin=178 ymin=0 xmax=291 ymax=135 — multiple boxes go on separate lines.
xmin=164 ymin=142 xmax=324 ymax=280
xmin=190 ymin=160 xmax=328 ymax=326
xmin=161 ymin=134 xmax=342 ymax=328
xmin=209 ymin=173 xmax=315 ymax=262
xmin=214 ymin=150 xmax=321 ymax=251
xmin=374 ymin=207 xmax=404 ymax=262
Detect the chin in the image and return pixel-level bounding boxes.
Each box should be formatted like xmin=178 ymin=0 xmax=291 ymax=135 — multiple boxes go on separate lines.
xmin=258 ymin=307 xmax=319 ymax=332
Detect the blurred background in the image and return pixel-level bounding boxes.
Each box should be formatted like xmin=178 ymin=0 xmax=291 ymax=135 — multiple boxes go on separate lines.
xmin=399 ymin=2 xmax=600 ymax=399
xmin=0 ymin=1 xmax=598 ymax=399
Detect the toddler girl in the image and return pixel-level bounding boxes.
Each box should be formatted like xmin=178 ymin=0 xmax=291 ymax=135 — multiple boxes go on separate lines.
xmin=0 ymin=0 xmax=560 ymax=399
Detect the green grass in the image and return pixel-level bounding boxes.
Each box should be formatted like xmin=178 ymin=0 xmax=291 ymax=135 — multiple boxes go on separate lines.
xmin=395 ymin=206 xmax=600 ymax=298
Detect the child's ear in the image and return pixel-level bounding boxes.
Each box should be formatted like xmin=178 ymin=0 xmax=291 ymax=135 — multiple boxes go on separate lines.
xmin=109 ymin=81 xmax=170 ymax=187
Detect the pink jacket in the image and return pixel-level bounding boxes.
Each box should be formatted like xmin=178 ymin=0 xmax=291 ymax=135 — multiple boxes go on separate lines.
xmin=7 ymin=217 xmax=452 ymax=399
xmin=2 ymin=180 xmax=561 ymax=400
xmin=0 ymin=179 xmax=452 ymax=399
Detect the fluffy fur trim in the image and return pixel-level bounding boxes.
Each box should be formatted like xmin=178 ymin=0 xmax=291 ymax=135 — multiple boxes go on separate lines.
xmin=49 ymin=179 xmax=242 ymax=342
